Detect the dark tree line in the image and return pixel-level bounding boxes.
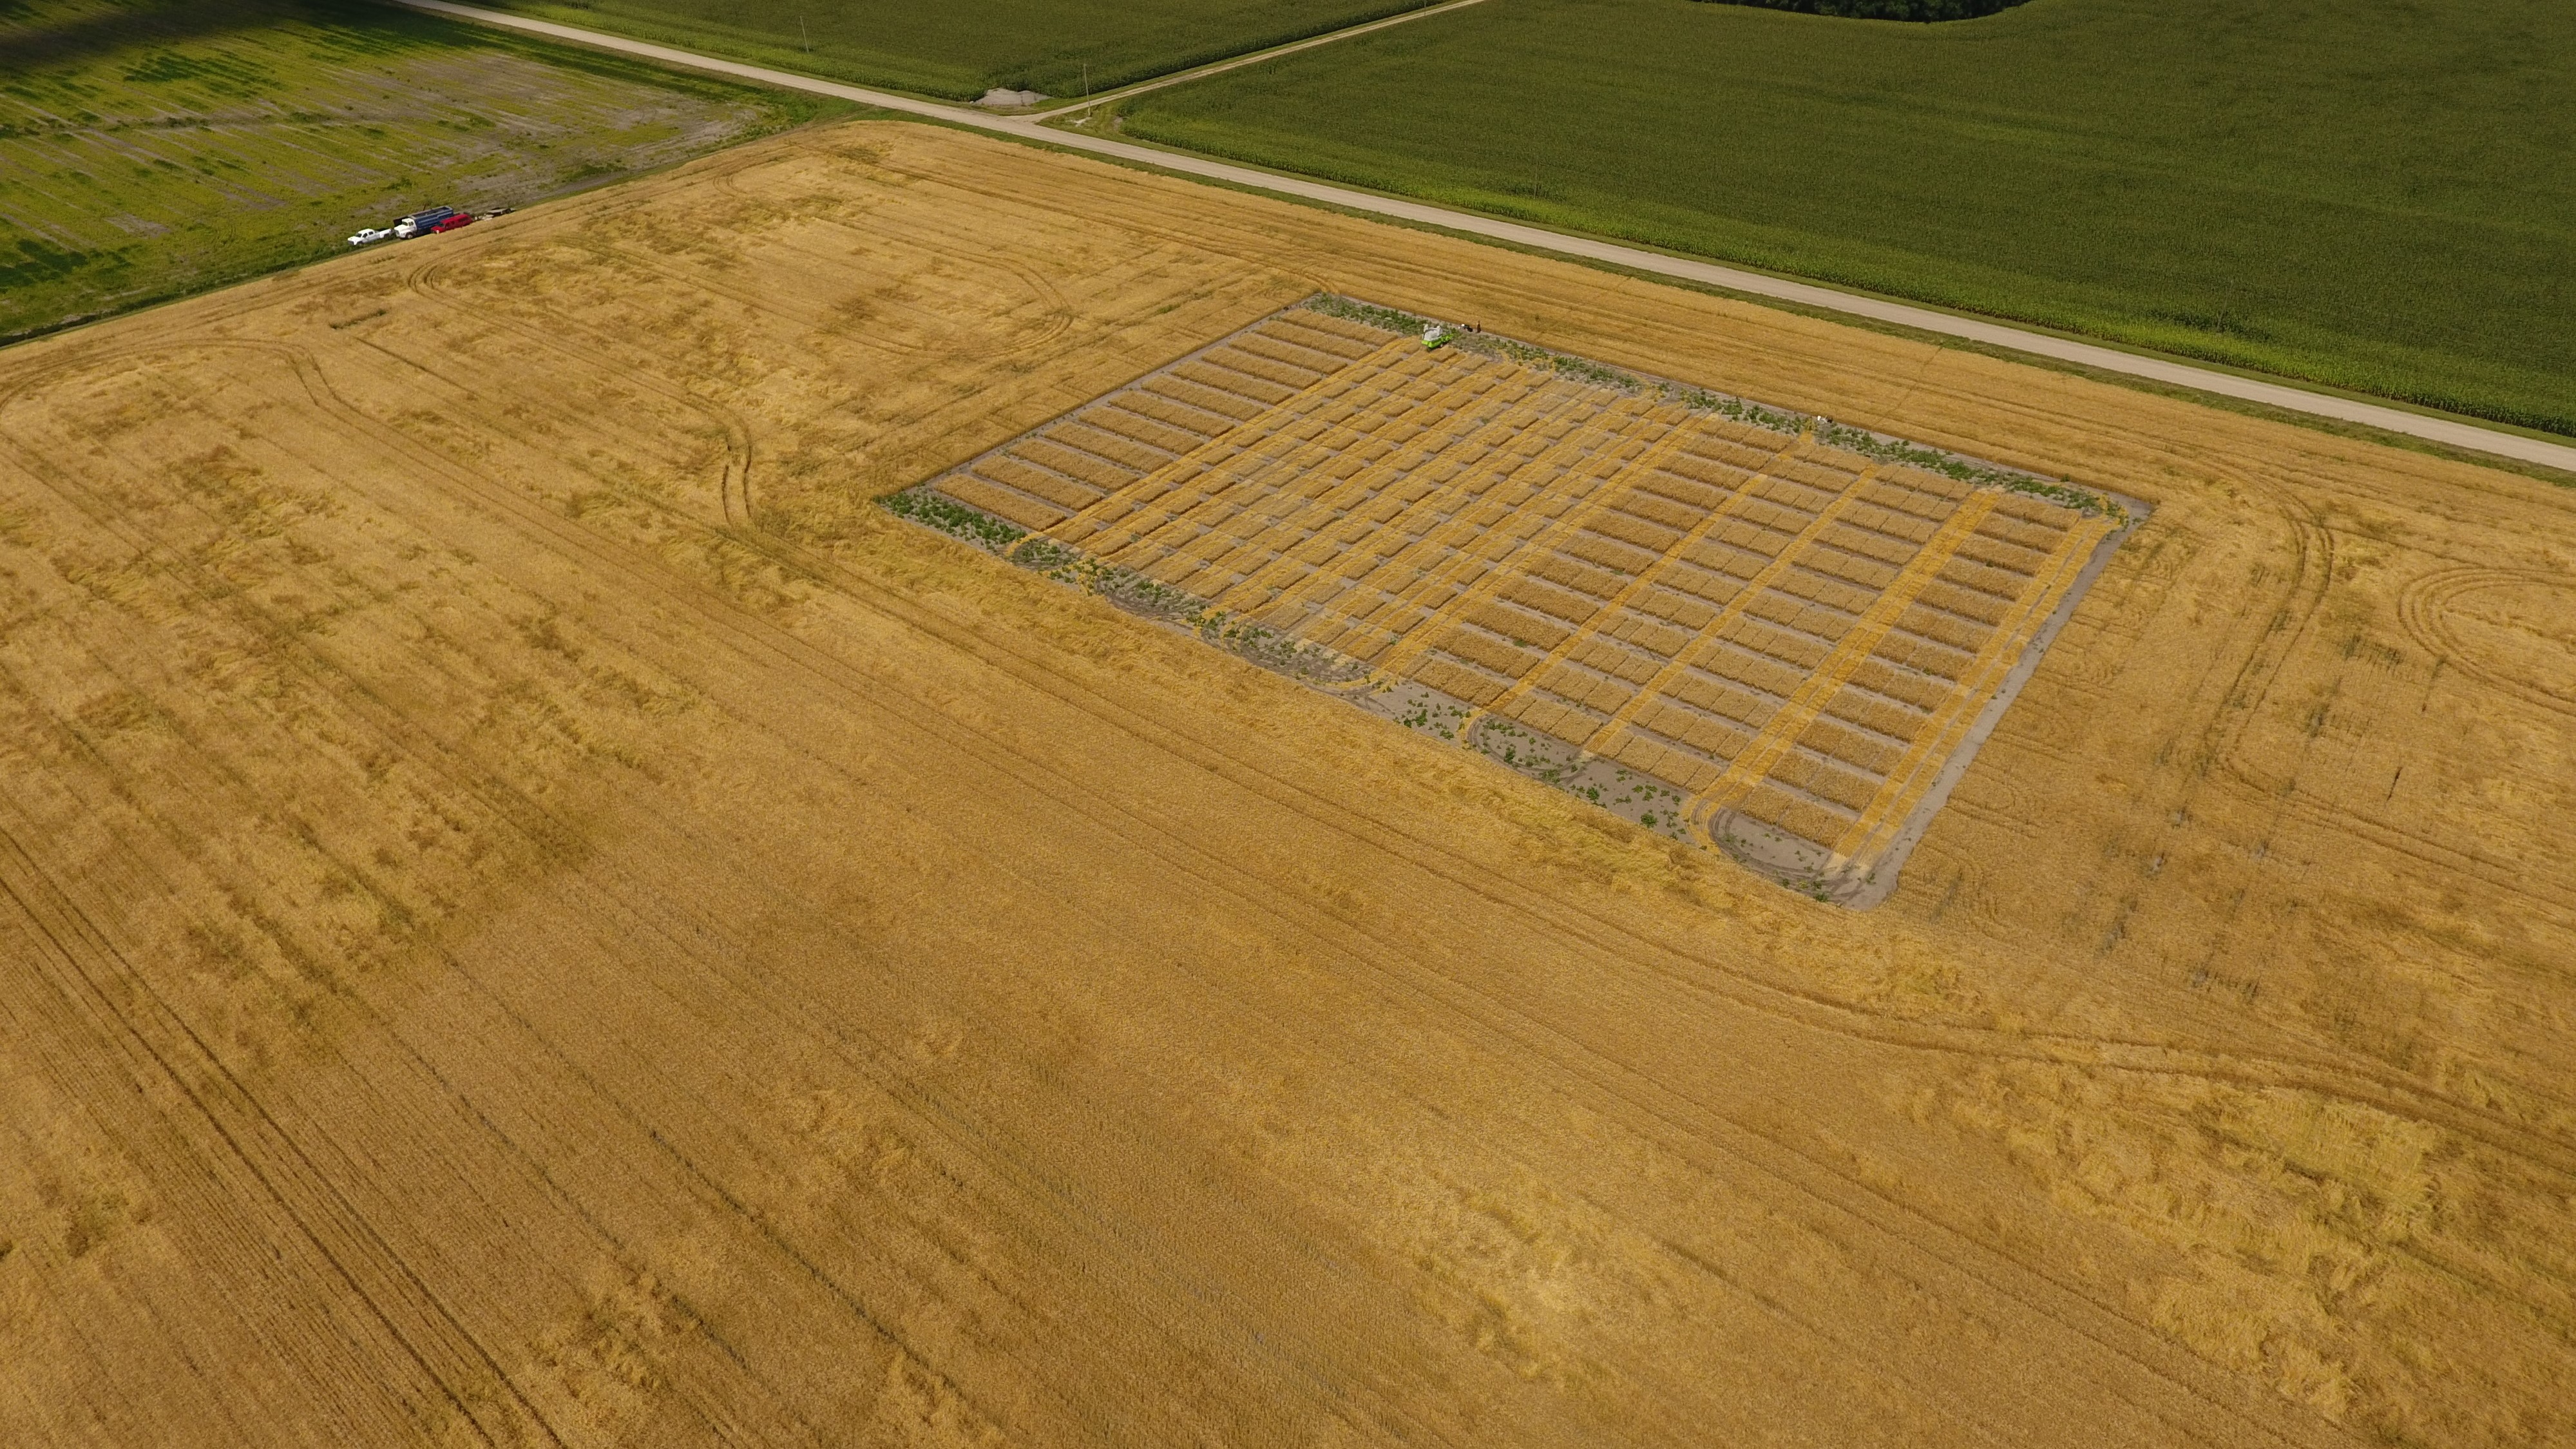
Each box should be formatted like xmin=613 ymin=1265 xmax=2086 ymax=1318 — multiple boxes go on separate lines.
xmin=1692 ymin=0 xmax=2031 ymax=20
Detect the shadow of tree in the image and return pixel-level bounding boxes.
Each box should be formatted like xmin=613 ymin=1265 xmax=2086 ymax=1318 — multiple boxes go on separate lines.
xmin=0 ymin=0 xmax=314 ymax=75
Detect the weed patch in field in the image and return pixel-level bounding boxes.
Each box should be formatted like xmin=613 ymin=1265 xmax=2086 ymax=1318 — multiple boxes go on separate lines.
xmin=882 ymin=486 xmax=1371 ymax=685
xmin=883 ymin=487 xmax=1027 ymax=552
xmin=0 ymin=0 xmax=847 ymax=343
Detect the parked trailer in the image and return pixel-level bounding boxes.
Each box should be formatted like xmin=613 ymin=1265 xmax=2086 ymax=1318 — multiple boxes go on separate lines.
xmin=353 ymin=204 xmax=499 ymax=247
xmin=392 ymin=206 xmax=457 ymax=239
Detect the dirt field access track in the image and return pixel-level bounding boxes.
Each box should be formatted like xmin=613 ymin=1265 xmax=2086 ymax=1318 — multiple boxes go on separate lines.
xmin=3 ymin=121 xmax=2575 ymax=1446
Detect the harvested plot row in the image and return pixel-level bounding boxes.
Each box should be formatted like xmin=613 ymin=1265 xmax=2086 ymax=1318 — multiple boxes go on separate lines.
xmin=907 ymin=300 xmax=2133 ymax=902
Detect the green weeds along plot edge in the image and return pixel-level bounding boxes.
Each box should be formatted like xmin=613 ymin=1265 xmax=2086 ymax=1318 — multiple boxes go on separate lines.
xmin=877 ymin=487 xmax=1370 ymax=686
xmin=1301 ymin=296 xmax=2129 ymax=523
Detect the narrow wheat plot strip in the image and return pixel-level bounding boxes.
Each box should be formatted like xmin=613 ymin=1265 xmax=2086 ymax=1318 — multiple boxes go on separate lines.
xmin=1243 ymin=376 xmax=1556 ymax=609
xmin=893 ymin=296 xmax=2142 ymax=905
xmin=1583 ymin=456 xmax=1861 ymax=763
xmin=1696 ymin=492 xmax=2000 ymax=820
xmin=1373 ymin=400 xmax=1663 ymax=683
xmin=1826 ymin=511 xmax=2113 ymax=872
xmin=1448 ymin=421 xmax=1709 ymax=741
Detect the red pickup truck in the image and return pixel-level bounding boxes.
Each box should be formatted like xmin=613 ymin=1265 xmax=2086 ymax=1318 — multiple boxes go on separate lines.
xmin=427 ymin=213 xmax=476 ymax=235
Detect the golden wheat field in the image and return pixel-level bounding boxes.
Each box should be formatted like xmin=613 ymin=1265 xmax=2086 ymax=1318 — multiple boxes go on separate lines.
xmin=3 ymin=119 xmax=2573 ymax=1447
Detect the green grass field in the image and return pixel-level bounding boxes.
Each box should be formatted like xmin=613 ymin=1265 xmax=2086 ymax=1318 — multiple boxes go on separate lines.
xmin=1118 ymin=0 xmax=2576 ymax=437
xmin=477 ymin=0 xmax=1434 ymax=101
xmin=0 ymin=0 xmax=847 ymax=343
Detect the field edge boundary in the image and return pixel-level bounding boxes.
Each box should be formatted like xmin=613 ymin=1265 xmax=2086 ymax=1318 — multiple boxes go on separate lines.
xmin=383 ymin=0 xmax=2576 ymax=478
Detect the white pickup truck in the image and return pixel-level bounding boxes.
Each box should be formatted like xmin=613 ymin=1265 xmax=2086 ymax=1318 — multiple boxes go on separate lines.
xmin=348 ymin=227 xmax=394 ymax=247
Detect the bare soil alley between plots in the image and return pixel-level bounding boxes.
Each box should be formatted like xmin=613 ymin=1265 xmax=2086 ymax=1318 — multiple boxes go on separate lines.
xmin=3 ymin=120 xmax=2576 ymax=1448
xmin=904 ymin=298 xmax=2135 ymax=903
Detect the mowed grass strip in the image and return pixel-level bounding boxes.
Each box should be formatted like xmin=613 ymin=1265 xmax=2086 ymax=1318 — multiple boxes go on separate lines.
xmin=1118 ymin=0 xmax=2576 ymax=437
xmin=475 ymin=0 xmax=1440 ymax=101
xmin=0 ymin=0 xmax=851 ymax=343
